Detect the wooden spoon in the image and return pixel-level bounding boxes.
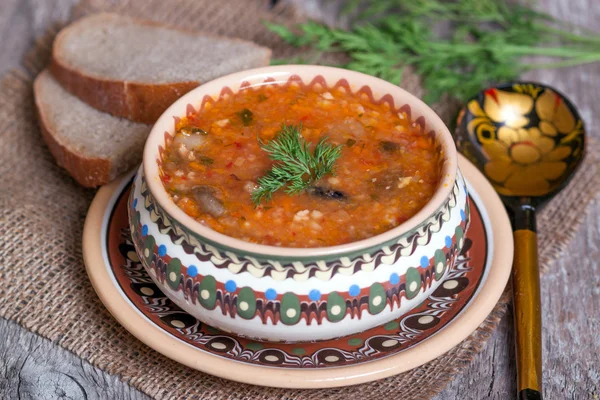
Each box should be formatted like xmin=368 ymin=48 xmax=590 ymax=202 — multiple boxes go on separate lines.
xmin=455 ymin=82 xmax=585 ymax=400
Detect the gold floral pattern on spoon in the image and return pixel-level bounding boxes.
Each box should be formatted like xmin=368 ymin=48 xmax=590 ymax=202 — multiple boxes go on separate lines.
xmin=464 ymin=84 xmax=584 ymax=197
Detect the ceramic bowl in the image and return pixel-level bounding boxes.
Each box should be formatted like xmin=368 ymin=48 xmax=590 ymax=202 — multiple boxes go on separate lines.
xmin=128 ymin=65 xmax=469 ymax=342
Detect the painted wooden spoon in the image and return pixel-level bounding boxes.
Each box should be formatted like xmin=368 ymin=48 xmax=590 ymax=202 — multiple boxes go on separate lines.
xmin=455 ymin=82 xmax=585 ymax=400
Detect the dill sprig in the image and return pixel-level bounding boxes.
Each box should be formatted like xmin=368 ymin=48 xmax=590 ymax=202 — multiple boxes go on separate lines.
xmin=265 ymin=0 xmax=600 ymax=103
xmin=251 ymin=124 xmax=342 ymax=205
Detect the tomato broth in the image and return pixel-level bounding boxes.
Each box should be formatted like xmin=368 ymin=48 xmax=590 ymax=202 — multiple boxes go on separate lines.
xmin=160 ymin=82 xmax=442 ymax=247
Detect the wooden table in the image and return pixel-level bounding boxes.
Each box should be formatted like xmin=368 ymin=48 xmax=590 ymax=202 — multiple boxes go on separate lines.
xmin=0 ymin=1 xmax=598 ymax=399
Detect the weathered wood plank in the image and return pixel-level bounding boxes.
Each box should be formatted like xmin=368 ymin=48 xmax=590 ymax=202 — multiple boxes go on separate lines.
xmin=0 ymin=318 xmax=150 ymax=400
xmin=437 ymin=206 xmax=600 ymax=399
xmin=0 ymin=0 xmax=77 ymax=76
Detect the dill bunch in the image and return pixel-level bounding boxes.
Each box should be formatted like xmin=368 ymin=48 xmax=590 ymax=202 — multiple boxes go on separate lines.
xmin=266 ymin=0 xmax=600 ymax=103
xmin=252 ymin=124 xmax=342 ymax=205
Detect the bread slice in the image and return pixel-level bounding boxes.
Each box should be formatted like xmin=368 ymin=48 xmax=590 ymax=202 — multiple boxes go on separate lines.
xmin=34 ymin=69 xmax=150 ymax=187
xmin=49 ymin=13 xmax=272 ymax=124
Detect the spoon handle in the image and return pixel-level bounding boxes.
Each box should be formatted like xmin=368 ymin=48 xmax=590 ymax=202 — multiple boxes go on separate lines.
xmin=512 ymin=204 xmax=542 ymax=400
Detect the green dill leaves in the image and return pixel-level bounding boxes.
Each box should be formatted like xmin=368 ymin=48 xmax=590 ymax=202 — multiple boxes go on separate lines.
xmin=265 ymin=0 xmax=600 ymax=104
xmin=251 ymin=124 xmax=342 ymax=205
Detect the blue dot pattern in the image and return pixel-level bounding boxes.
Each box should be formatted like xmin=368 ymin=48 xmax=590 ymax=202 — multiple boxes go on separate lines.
xmin=225 ymin=280 xmax=237 ymax=292
xmin=265 ymin=288 xmax=277 ymax=300
xmin=187 ymin=265 xmax=198 ymax=277
xmin=420 ymin=256 xmax=429 ymax=268
xmin=309 ymin=289 xmax=321 ymax=301
xmin=142 ymin=225 xmax=148 ymax=236
xmin=390 ymin=272 xmax=400 ymax=285
xmin=445 ymin=236 xmax=452 ymax=248
xmin=158 ymin=245 xmax=167 ymax=257
xmin=460 ymin=209 xmax=466 ymax=221
xmin=132 ymin=198 xmax=138 ymax=209
xmin=349 ymin=285 xmax=360 ymax=296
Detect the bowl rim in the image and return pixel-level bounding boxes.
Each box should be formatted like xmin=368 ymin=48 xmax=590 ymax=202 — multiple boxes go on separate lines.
xmin=143 ymin=65 xmax=457 ymax=258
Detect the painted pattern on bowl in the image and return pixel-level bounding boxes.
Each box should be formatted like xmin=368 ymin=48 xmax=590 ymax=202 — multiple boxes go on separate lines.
xmin=131 ymin=66 xmax=467 ymax=341
xmin=113 ymin=181 xmax=484 ymax=367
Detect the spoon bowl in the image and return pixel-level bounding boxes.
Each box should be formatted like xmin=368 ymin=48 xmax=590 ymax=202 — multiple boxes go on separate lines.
xmin=456 ymin=81 xmax=585 ymax=400
xmin=456 ymin=82 xmax=585 ymax=204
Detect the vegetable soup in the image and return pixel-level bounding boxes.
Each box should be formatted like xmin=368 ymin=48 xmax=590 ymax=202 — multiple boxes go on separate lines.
xmin=160 ymin=82 xmax=442 ymax=247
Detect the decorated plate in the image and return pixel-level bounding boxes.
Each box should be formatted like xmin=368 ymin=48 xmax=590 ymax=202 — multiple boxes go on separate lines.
xmin=83 ymin=155 xmax=513 ymax=388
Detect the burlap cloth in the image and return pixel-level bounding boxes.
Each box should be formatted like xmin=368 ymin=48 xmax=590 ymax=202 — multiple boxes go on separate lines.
xmin=1 ymin=0 xmax=599 ymax=399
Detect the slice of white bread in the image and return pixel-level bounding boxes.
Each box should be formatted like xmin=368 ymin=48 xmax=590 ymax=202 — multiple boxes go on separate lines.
xmin=49 ymin=13 xmax=272 ymax=124
xmin=34 ymin=69 xmax=150 ymax=187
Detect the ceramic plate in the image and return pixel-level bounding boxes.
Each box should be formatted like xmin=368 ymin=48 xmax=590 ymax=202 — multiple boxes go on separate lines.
xmin=83 ymin=154 xmax=513 ymax=388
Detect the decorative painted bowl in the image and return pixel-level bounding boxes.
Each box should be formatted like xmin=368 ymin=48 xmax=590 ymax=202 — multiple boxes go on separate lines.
xmin=128 ymin=65 xmax=468 ymax=342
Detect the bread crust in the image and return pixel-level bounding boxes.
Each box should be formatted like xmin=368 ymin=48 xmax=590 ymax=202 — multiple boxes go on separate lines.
xmin=49 ymin=59 xmax=199 ymax=124
xmin=34 ymin=72 xmax=112 ymax=188
xmin=49 ymin=13 xmax=272 ymax=124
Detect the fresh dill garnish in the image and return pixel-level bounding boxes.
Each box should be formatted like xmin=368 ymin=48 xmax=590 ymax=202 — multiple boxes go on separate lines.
xmin=251 ymin=124 xmax=342 ymax=205
xmin=265 ymin=0 xmax=600 ymax=103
